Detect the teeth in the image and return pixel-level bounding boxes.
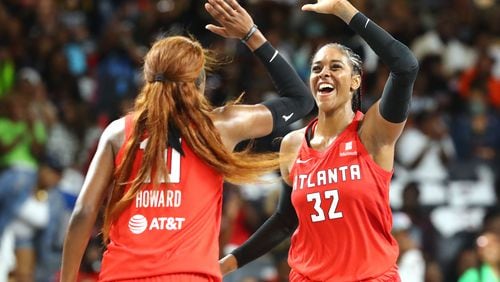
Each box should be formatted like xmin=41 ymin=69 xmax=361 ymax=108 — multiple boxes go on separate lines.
xmin=318 ymin=83 xmax=334 ymax=91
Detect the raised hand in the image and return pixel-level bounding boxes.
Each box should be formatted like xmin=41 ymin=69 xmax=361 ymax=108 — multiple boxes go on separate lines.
xmin=302 ymin=0 xmax=343 ymax=14
xmin=302 ymin=0 xmax=357 ymax=24
xmin=205 ymin=0 xmax=255 ymax=40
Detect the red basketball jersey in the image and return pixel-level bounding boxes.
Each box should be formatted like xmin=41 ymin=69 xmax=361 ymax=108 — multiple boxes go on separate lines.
xmin=288 ymin=111 xmax=399 ymax=281
xmin=99 ymin=115 xmax=224 ymax=281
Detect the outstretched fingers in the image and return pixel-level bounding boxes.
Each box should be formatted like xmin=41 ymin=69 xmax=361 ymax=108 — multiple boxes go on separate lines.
xmin=217 ymin=0 xmax=240 ymax=16
xmin=207 ymin=0 xmax=236 ymax=19
xmin=205 ymin=2 xmax=220 ymax=20
xmin=205 ymin=0 xmax=255 ymax=39
xmin=224 ymin=0 xmax=245 ymax=13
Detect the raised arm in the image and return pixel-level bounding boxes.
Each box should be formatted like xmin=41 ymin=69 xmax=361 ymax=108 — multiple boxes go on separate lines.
xmin=205 ymin=0 xmax=314 ymax=149
xmin=304 ymin=0 xmax=419 ymax=143
xmin=60 ymin=121 xmax=119 ymax=281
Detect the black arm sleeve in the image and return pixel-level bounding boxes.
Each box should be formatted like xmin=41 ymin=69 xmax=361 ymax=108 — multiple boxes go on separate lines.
xmin=349 ymin=12 xmax=419 ymax=123
xmin=254 ymin=42 xmax=315 ymax=131
xmin=231 ymin=182 xmax=298 ymax=268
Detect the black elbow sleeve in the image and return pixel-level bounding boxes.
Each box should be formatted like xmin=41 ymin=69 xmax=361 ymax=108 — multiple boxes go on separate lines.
xmin=379 ymin=57 xmax=419 ymax=123
xmin=253 ymin=42 xmax=315 ymax=131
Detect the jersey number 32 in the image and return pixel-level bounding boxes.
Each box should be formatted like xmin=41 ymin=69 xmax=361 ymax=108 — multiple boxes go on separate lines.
xmin=307 ymin=190 xmax=343 ymax=222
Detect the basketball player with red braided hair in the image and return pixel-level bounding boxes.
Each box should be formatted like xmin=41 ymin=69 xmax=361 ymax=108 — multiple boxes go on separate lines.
xmin=59 ymin=9 xmax=314 ymax=282
xmin=214 ymin=0 xmax=419 ymax=281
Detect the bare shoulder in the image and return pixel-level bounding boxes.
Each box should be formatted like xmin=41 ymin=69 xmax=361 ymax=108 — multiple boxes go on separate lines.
xmin=281 ymin=128 xmax=306 ymax=154
xmin=280 ymin=128 xmax=306 ymax=184
xmin=101 ymin=118 xmax=126 ymax=154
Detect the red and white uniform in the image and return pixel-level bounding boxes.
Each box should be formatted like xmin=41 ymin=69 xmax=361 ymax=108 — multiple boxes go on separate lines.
xmin=99 ymin=115 xmax=224 ymax=281
xmin=288 ymin=111 xmax=399 ymax=281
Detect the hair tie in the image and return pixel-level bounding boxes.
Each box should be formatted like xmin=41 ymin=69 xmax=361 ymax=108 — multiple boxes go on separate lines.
xmin=153 ymin=74 xmax=167 ymax=83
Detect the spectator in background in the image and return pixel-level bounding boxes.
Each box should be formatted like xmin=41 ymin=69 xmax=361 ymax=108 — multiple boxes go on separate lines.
xmin=411 ymin=11 xmax=475 ymax=77
xmin=16 ymin=67 xmax=58 ymax=129
xmin=483 ymin=208 xmax=500 ymax=238
xmin=459 ymin=232 xmax=500 ymax=282
xmin=397 ymin=108 xmax=455 ymax=189
xmin=0 ymin=225 xmax=15 ymax=282
xmin=398 ymin=181 xmax=440 ymax=260
xmin=9 ymin=156 xmax=63 ymax=282
xmin=34 ymin=162 xmax=69 ymax=282
xmin=45 ymin=98 xmax=91 ymax=169
xmin=451 ymin=86 xmax=500 ymax=169
xmin=0 ymin=92 xmax=47 ymax=237
xmin=392 ymin=212 xmax=426 ymax=282
xmin=95 ymin=18 xmax=143 ymax=122
xmin=425 ymin=259 xmax=445 ymax=282
xmin=458 ymin=51 xmax=500 ymax=110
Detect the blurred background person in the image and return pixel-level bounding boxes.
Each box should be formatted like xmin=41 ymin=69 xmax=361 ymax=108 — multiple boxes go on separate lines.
xmin=458 ymin=232 xmax=500 ymax=282
xmin=392 ymin=212 xmax=426 ymax=282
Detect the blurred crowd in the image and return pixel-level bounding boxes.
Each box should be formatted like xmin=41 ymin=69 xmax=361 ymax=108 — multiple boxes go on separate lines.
xmin=0 ymin=0 xmax=499 ymax=281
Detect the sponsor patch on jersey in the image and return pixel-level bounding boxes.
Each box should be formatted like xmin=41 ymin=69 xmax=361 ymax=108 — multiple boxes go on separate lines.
xmin=128 ymin=214 xmax=186 ymax=234
xmin=129 ymin=214 xmax=148 ymax=234
xmin=339 ymin=141 xmax=357 ymax=157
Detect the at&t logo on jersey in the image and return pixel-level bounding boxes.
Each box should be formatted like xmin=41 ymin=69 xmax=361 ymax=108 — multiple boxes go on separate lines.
xmin=128 ymin=214 xmax=186 ymax=234
xmin=129 ymin=214 xmax=148 ymax=234
xmin=339 ymin=141 xmax=357 ymax=157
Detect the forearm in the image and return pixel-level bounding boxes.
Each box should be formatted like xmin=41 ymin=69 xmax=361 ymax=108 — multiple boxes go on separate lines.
xmin=231 ymin=183 xmax=297 ymax=267
xmin=60 ymin=210 xmax=98 ymax=281
xmin=231 ymin=212 xmax=295 ymax=267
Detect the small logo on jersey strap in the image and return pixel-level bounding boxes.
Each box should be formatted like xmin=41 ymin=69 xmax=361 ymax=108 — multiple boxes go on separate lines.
xmin=282 ymin=113 xmax=294 ymax=122
xmin=296 ymin=158 xmax=313 ymax=164
xmin=129 ymin=214 xmax=148 ymax=234
xmin=339 ymin=141 xmax=357 ymax=157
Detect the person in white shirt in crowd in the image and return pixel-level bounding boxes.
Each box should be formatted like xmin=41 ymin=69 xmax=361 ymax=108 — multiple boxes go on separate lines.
xmin=0 ymin=227 xmax=15 ymax=282
xmin=392 ymin=212 xmax=426 ymax=282
xmin=396 ymin=108 xmax=456 ymax=205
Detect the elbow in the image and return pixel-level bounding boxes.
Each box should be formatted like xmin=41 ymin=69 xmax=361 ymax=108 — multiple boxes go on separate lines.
xmin=69 ymin=205 xmax=98 ymax=227
xmin=390 ymin=42 xmax=419 ymax=80
xmin=392 ymin=55 xmax=419 ymax=83
xmin=400 ymin=49 xmax=420 ymax=78
xmin=407 ymin=54 xmax=420 ymax=77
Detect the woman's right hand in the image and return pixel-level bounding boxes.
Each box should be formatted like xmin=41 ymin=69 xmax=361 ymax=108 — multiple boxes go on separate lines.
xmin=302 ymin=0 xmax=357 ymax=23
xmin=302 ymin=0 xmax=344 ymax=14
xmin=205 ymin=0 xmax=255 ymax=40
xmin=219 ymin=253 xmax=238 ymax=275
